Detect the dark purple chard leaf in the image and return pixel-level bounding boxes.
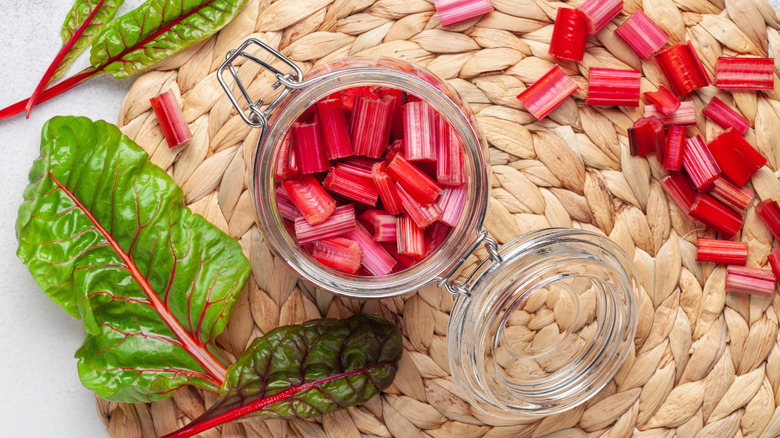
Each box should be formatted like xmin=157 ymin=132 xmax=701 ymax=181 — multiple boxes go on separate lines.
xmin=163 ymin=314 xmax=402 ymax=438
xmin=16 ymin=116 xmax=250 ymax=402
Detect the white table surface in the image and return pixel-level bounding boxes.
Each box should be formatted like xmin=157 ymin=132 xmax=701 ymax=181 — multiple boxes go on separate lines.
xmin=0 ymin=1 xmax=142 ymax=437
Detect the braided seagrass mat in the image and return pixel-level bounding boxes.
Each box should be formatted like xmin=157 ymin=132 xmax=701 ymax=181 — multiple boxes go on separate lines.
xmin=96 ymin=0 xmax=780 ymax=436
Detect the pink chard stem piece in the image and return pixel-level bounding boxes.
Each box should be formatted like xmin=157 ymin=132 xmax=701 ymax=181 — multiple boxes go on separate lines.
xmin=614 ymin=10 xmax=669 ymax=59
xmin=343 ymin=223 xmax=397 ymax=275
xmin=702 ymin=96 xmax=751 ymax=136
xmin=403 ymin=101 xmax=437 ymax=162
xmin=433 ymin=0 xmax=494 ymax=27
xmin=577 ymin=0 xmax=623 ymax=35
xmin=725 ymin=265 xmax=776 ymax=296
xmin=294 ymin=204 xmax=357 ymax=244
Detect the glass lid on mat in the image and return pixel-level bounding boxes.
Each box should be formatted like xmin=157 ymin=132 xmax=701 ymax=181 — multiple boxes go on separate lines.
xmin=446 ymin=228 xmax=639 ymax=420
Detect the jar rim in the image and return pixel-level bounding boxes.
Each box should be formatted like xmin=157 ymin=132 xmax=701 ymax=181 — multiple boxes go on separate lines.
xmin=251 ymin=58 xmax=489 ymax=298
xmin=447 ymin=228 xmax=639 ymax=419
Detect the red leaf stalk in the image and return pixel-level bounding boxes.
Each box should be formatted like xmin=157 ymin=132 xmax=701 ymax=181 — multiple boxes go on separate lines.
xmin=25 ymin=0 xmax=107 ymax=117
xmin=162 ymin=362 xmax=394 ymax=438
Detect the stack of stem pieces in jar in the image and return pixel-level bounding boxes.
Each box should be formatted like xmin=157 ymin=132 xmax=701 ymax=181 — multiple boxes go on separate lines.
xmin=275 ymin=87 xmax=467 ymax=275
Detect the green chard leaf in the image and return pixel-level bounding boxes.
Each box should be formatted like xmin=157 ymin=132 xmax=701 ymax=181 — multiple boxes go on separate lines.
xmin=91 ymin=0 xmax=249 ymax=79
xmin=164 ymin=314 xmax=402 ymax=438
xmin=55 ymin=0 xmax=125 ymax=81
xmin=16 ymin=116 xmax=250 ymax=403
xmin=1 ymin=0 xmax=248 ymax=120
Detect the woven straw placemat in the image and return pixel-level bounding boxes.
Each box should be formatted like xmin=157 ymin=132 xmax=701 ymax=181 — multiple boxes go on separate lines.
xmin=97 ymin=0 xmax=780 ymax=436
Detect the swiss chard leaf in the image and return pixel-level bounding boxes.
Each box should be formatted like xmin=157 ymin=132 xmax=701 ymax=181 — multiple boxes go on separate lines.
xmin=55 ymin=0 xmax=125 ymax=81
xmin=25 ymin=0 xmax=124 ymax=117
xmin=91 ymin=0 xmax=248 ymax=79
xmin=2 ymin=0 xmax=248 ymax=120
xmin=164 ymin=314 xmax=402 ymax=438
xmin=16 ymin=116 xmax=250 ymax=403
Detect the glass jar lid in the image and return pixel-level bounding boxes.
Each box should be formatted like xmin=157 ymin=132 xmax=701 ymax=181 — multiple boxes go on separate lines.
xmin=446 ymin=228 xmax=639 ymax=420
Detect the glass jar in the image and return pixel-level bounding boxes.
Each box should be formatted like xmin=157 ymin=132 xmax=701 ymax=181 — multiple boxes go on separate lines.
xmin=219 ymin=38 xmax=639 ymax=420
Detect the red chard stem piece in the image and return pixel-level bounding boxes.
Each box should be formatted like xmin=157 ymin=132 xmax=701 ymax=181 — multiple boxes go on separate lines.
xmin=628 ymin=116 xmax=665 ymax=157
xmin=323 ymin=167 xmax=379 ymax=207
xmin=696 ymin=238 xmax=748 ymax=265
xmin=768 ymin=249 xmax=780 ymax=280
xmin=659 ymin=172 xmax=698 ymax=213
xmin=396 ymin=184 xmax=443 ymax=228
xmin=292 ymin=121 xmax=329 ymax=174
xmin=549 ymin=8 xmax=589 ymax=62
xmin=360 ymin=210 xmax=398 ymax=242
xmin=709 ymin=176 xmax=753 ymax=212
xmin=371 ymin=162 xmax=404 ymax=215
xmin=150 ymin=90 xmax=193 ymax=148
xmin=644 ymin=86 xmax=681 ymax=115
xmin=435 ymin=186 xmax=468 ymax=227
xmin=702 ymin=97 xmax=750 ymax=136
xmin=715 ymin=57 xmax=775 ymax=90
xmin=689 ymin=194 xmax=744 ymax=238
xmin=643 ymin=101 xmax=697 ymax=126
xmin=352 ymin=95 xmax=394 ymax=158
xmin=682 ymin=135 xmax=720 ymax=191
xmin=433 ymin=0 xmax=495 ymax=27
xmin=586 ymin=67 xmax=641 ymax=107
xmin=725 ymin=265 xmax=776 ymax=296
xmin=311 ymin=237 xmax=362 ymax=274
xmin=516 ymin=65 xmax=579 ymax=120
xmin=577 ymin=0 xmax=623 ymax=35
xmin=655 ymin=42 xmax=712 ymax=95
xmin=316 ymin=98 xmax=353 ymax=160
xmin=274 ymin=134 xmax=299 ymax=181
xmin=294 ymin=204 xmax=357 ymax=244
xmin=707 ymin=129 xmax=766 ymax=186
xmin=282 ymin=175 xmax=336 ymax=225
xmin=344 ymin=223 xmax=397 ymax=275
xmin=403 ymin=101 xmax=437 ymax=161
xmin=664 ymin=125 xmax=686 ymax=171
xmin=756 ymin=200 xmax=780 ymax=242
xmin=614 ymin=10 xmax=669 ymax=59
xmin=386 ymin=153 xmax=442 ymax=205
xmin=435 ymin=113 xmax=466 ymax=186
xmin=275 ymin=187 xmax=302 ymax=222
xmin=397 ymin=215 xmax=426 ymax=259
